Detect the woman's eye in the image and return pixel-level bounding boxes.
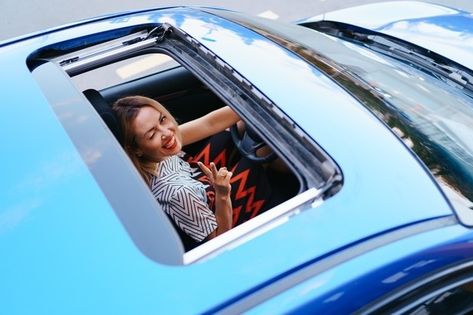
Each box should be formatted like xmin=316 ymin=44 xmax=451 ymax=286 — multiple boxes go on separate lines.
xmin=160 ymin=116 xmax=166 ymax=123
xmin=149 ymin=131 xmax=155 ymax=140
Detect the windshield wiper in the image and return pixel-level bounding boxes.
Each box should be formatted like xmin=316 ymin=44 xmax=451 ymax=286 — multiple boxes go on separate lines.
xmin=367 ymin=35 xmax=471 ymax=87
xmin=336 ymin=28 xmax=473 ymax=90
xmin=305 ymin=21 xmax=473 ymax=91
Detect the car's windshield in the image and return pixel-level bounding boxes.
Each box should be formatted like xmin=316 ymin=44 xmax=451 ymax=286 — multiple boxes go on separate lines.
xmin=299 ymin=24 xmax=473 ymax=214
xmin=215 ymin=11 xmax=473 ymax=215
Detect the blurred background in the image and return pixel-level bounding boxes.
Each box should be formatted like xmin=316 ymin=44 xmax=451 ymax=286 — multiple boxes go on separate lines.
xmin=2 ymin=0 xmax=473 ymax=41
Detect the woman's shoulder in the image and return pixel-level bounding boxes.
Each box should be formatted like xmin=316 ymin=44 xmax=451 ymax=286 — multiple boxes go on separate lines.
xmin=151 ymin=156 xmax=196 ymax=190
xmin=157 ymin=155 xmax=183 ymax=173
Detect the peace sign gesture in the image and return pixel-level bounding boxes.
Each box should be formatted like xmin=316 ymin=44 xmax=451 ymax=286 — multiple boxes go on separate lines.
xmin=197 ymin=162 xmax=232 ymax=195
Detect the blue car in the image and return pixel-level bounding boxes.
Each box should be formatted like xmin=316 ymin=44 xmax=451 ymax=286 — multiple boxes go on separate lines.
xmin=1 ymin=1 xmax=473 ymax=313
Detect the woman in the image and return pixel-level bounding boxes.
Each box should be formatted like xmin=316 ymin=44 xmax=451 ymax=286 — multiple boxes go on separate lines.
xmin=113 ymin=96 xmax=271 ymax=250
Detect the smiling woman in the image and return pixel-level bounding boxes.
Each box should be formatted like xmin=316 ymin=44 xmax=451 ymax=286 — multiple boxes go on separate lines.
xmin=112 ymin=94 xmax=270 ymax=250
xmin=93 ymin=46 xmax=302 ymax=251
xmin=113 ymin=96 xmax=184 ymax=180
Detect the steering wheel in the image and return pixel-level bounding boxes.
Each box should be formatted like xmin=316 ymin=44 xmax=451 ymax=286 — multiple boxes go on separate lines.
xmin=230 ymin=124 xmax=277 ymax=163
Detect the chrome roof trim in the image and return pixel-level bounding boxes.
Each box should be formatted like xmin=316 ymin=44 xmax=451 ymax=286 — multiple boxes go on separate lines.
xmin=184 ymin=187 xmax=322 ymax=264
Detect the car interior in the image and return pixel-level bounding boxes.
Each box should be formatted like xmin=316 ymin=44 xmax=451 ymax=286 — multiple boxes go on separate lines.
xmin=76 ymin=53 xmax=301 ymax=248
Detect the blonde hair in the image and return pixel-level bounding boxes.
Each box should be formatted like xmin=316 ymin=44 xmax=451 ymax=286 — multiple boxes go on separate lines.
xmin=112 ymin=96 xmax=180 ymax=184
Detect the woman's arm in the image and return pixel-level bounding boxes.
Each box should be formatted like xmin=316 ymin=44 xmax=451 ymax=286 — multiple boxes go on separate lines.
xmin=198 ymin=162 xmax=233 ymax=238
xmin=180 ymin=106 xmax=240 ymax=146
xmin=207 ymin=191 xmax=232 ymax=239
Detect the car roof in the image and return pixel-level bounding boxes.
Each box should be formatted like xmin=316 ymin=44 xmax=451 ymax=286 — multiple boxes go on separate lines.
xmin=0 ymin=6 xmax=456 ymax=313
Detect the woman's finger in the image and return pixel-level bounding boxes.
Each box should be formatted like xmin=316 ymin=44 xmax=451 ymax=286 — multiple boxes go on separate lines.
xmin=197 ymin=162 xmax=213 ymax=179
xmin=210 ymin=162 xmax=219 ymax=178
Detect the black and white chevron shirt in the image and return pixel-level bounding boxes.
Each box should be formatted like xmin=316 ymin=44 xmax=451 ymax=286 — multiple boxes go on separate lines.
xmin=150 ymin=155 xmax=218 ymax=242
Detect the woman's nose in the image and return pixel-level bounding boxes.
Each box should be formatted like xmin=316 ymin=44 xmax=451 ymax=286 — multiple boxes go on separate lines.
xmin=160 ymin=129 xmax=172 ymax=140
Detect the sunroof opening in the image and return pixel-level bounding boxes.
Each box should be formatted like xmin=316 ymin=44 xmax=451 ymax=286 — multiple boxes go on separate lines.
xmin=79 ymin=51 xmax=303 ymax=253
xmin=28 ymin=25 xmax=339 ymax=265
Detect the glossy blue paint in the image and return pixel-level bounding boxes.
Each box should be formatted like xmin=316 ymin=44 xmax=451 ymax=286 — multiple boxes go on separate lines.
xmin=250 ymin=224 xmax=473 ymax=314
xmin=0 ymin=4 xmax=472 ymax=314
xmin=303 ymin=1 xmax=473 ymax=71
xmin=0 ymin=44 xmax=161 ymax=314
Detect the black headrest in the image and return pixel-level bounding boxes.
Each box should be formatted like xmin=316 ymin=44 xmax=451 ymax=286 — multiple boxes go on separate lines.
xmin=83 ymin=89 xmax=123 ymax=144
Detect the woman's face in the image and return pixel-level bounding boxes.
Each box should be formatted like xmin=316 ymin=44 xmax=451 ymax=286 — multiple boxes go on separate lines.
xmin=131 ymin=106 xmax=182 ymax=162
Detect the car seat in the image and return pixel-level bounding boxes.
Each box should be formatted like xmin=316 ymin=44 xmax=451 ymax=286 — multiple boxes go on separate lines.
xmin=83 ymin=89 xmax=123 ymax=144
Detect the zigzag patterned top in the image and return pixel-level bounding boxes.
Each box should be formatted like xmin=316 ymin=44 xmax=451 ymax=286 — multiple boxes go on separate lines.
xmin=150 ymin=155 xmax=217 ymax=242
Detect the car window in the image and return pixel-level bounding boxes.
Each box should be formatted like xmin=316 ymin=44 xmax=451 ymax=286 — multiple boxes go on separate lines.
xmin=72 ymin=53 xmax=179 ymax=91
xmin=295 ymin=22 xmax=473 ymax=223
xmin=319 ymin=34 xmax=473 ymax=224
xmin=363 ymin=263 xmax=473 ymax=315
xmin=404 ymin=281 xmax=473 ymax=314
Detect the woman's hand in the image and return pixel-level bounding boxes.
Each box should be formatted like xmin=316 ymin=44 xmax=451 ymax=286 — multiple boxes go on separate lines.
xmin=198 ymin=162 xmax=232 ymax=195
xmin=198 ymin=161 xmax=233 ymax=237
